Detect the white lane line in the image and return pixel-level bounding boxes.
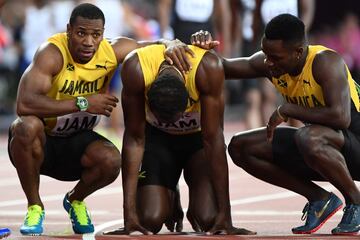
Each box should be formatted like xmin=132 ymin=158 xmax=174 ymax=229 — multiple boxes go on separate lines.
xmin=94 ymin=219 xmax=124 ymax=234
xmin=230 ymin=184 xmax=336 ymax=206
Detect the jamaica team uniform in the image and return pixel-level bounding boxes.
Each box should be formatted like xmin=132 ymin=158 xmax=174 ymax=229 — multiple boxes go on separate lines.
xmin=136 ymin=45 xmax=208 ymax=190
xmin=8 ymin=33 xmax=118 ymax=180
xmin=46 ymin=33 xmax=117 ymax=137
xmin=271 ymin=45 xmax=360 ymax=180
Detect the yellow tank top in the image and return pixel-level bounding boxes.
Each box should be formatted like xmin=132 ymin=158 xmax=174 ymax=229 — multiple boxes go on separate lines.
xmin=271 ymin=45 xmax=360 ymax=112
xmin=136 ymin=44 xmax=207 ymax=134
xmin=44 ymin=33 xmax=118 ymax=136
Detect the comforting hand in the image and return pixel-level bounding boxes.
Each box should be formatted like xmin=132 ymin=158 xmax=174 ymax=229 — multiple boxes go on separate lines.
xmin=164 ymin=39 xmax=195 ymax=74
xmin=190 ymin=30 xmax=220 ymax=50
xmin=86 ymin=93 xmax=119 ymax=117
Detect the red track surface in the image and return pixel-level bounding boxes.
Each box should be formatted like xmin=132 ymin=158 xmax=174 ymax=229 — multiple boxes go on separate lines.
xmin=1 ymin=122 xmax=359 ymax=239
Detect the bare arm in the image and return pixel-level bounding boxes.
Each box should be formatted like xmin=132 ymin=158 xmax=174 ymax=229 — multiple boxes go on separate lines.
xmin=222 ymin=51 xmax=271 ymax=79
xmin=196 ymin=52 xmax=232 ymax=231
xmin=120 ymin=52 xmax=150 ymax=234
xmin=16 ymin=43 xmax=78 ymax=117
xmin=280 ymin=50 xmax=351 ymax=129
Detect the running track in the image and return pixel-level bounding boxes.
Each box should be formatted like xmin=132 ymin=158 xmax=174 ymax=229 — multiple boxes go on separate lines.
xmin=0 ymin=122 xmax=358 ymax=239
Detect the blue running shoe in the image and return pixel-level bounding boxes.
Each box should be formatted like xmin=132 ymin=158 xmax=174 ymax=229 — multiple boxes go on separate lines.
xmin=63 ymin=193 xmax=94 ymax=234
xmin=292 ymin=192 xmax=343 ymax=234
xmin=20 ymin=205 xmax=44 ymax=235
xmin=0 ymin=228 xmax=11 ymax=239
xmin=332 ymin=204 xmax=360 ymax=235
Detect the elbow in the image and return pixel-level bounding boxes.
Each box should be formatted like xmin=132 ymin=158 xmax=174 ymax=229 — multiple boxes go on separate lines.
xmin=333 ymin=108 xmax=351 ymax=129
xmin=337 ymin=115 xmax=351 ymax=129
xmin=16 ymin=101 xmax=29 ymax=116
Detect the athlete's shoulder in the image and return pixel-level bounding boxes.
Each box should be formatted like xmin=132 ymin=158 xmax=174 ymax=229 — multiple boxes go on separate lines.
xmin=32 ymin=41 xmax=63 ymax=75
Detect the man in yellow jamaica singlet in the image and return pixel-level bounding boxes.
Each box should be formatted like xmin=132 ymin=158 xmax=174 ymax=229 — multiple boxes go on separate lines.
xmin=192 ymin=13 xmax=360 ymax=236
xmin=104 ymin=43 xmax=256 ymax=235
xmin=7 ymin=3 xmax=193 ymax=236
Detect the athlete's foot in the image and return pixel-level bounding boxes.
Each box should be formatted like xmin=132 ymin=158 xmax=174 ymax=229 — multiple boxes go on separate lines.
xmin=292 ymin=192 xmax=343 ymax=234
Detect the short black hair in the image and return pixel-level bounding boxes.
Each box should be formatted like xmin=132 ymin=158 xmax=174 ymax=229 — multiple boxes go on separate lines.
xmin=147 ymin=73 xmax=189 ymax=122
xmin=69 ymin=3 xmax=105 ymax=26
xmin=264 ymin=14 xmax=305 ymax=44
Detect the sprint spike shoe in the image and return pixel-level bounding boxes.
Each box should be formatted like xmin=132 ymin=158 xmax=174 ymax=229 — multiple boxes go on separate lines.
xmin=332 ymin=204 xmax=360 ymax=235
xmin=63 ymin=193 xmax=94 ymax=234
xmin=292 ymin=192 xmax=343 ymax=234
xmin=20 ymin=204 xmax=44 ymax=235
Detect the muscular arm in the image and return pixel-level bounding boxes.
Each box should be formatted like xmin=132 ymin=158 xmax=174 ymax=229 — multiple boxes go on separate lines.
xmin=222 ymin=51 xmax=271 ymax=79
xmin=281 ymin=51 xmax=351 ymax=129
xmin=16 ymin=43 xmax=78 ymax=117
xmin=196 ymin=52 xmax=232 ymax=228
xmin=120 ymin=52 xmax=147 ymax=230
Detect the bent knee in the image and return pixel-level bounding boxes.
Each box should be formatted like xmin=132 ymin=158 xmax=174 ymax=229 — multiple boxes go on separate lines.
xmin=11 ymin=116 xmax=44 ymax=139
xmin=141 ymin=214 xmax=165 ymax=234
xmin=101 ymin=152 xmax=121 ymax=180
xmin=228 ymin=136 xmax=248 ymax=167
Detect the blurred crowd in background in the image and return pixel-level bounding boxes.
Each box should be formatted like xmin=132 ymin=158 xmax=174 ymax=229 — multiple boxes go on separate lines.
xmin=1 ymin=0 xmax=360 ymax=133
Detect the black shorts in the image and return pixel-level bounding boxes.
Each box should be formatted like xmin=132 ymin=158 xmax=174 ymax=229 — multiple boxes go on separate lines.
xmin=272 ymin=127 xmax=360 ymax=180
xmin=138 ymin=124 xmax=203 ymax=191
xmin=8 ymin=129 xmax=108 ymax=181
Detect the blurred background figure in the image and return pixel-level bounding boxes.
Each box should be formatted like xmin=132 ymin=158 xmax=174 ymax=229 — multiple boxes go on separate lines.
xmin=158 ymin=0 xmax=231 ymax=56
xmin=226 ymin=0 xmax=263 ymax=129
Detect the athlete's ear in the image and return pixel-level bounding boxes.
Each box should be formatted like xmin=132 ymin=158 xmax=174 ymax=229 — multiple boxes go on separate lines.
xmin=295 ymin=46 xmax=305 ymax=60
xmin=66 ymin=23 xmax=71 ymax=36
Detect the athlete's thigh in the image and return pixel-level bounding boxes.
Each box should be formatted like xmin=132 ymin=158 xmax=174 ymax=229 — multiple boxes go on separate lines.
xmin=138 ymin=125 xmax=183 ymax=191
xmin=137 ymin=185 xmax=173 ymax=220
xmin=342 ymin=129 xmax=360 ymax=180
xmin=42 ymin=130 xmax=108 ymax=181
xmin=231 ymin=127 xmax=273 ymax=161
xmin=273 ymin=126 xmax=324 ymax=180
xmin=183 ymin=149 xmax=217 ymax=218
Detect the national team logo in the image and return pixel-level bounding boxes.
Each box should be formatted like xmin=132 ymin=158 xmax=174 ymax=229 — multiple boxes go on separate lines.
xmin=278 ymin=78 xmax=287 ymax=88
xmin=66 ymin=63 xmax=74 ymax=71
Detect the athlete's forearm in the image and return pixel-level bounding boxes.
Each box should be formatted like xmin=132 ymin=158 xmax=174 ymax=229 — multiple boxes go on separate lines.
xmin=204 ymin=133 xmax=232 ymax=220
xmin=17 ymin=94 xmax=78 ymax=118
xmin=121 ymin=133 xmax=145 ymax=218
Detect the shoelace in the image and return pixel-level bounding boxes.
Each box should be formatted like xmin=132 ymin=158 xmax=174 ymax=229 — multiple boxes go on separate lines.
xmin=71 ymin=200 xmax=90 ymax=225
xmin=25 ymin=205 xmax=43 ymax=226
xmin=301 ymin=202 xmax=317 ymax=221
xmin=341 ymin=205 xmax=359 ymax=224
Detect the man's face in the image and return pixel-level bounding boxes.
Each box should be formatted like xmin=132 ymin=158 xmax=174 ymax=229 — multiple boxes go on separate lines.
xmin=261 ymin=38 xmax=299 ymax=78
xmin=67 ymin=16 xmax=104 ymax=64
